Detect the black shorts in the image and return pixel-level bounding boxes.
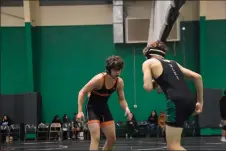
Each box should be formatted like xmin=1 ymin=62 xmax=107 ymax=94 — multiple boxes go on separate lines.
xmin=86 ymin=105 xmax=114 ymax=127
xmin=165 ymin=99 xmax=195 ymax=128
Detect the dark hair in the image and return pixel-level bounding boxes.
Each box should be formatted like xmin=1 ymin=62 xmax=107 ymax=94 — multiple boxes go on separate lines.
xmin=106 ymin=56 xmax=124 ymax=73
xmin=224 ymin=90 xmax=226 ymax=96
xmin=52 ymin=115 xmax=61 ymax=123
xmin=3 ymin=115 xmax=8 ymax=120
xmin=143 ymin=41 xmax=167 ymax=59
xmin=151 ymin=110 xmax=158 ymax=117
xmin=63 ymin=114 xmax=70 ymax=123
xmin=1 ymin=115 xmax=12 ymax=126
xmin=150 ymin=41 xmax=167 ymax=52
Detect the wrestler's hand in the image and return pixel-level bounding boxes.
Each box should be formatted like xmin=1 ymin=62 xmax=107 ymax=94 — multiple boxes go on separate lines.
xmin=125 ymin=107 xmax=133 ymax=121
xmin=157 ymin=86 xmax=162 ymax=93
xmin=193 ymin=102 xmax=203 ymax=115
xmin=152 ymin=80 xmax=158 ymax=89
xmin=77 ymin=112 xmax=85 ymax=119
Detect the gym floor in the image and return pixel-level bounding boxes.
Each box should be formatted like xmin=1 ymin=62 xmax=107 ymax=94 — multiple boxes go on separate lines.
xmin=1 ymin=137 xmax=226 ymax=150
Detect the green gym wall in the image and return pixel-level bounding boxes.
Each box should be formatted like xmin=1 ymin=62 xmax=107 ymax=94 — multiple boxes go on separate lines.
xmin=1 ymin=1 xmax=226 ymax=136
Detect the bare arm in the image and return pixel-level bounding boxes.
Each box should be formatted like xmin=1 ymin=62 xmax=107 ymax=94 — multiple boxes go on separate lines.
xmin=177 ymin=63 xmax=203 ymax=105
xmin=87 ymin=92 xmax=91 ymax=98
xmin=117 ymin=78 xmax=129 ymax=111
xmin=78 ymin=74 xmax=102 ymax=113
xmin=142 ymin=61 xmax=153 ymax=91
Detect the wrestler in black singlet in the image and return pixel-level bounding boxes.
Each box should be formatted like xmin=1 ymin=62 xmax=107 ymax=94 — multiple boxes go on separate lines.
xmin=86 ymin=73 xmax=118 ymax=124
xmin=154 ymin=59 xmax=195 ymax=127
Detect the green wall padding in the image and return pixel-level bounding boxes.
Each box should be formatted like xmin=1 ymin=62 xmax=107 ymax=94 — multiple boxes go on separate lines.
xmin=199 ymin=19 xmax=226 ymax=135
xmin=203 ymin=20 xmax=226 ymax=88
xmin=25 ymin=22 xmax=34 ymax=92
xmin=199 ymin=16 xmax=205 ymax=76
xmin=0 ymin=27 xmax=29 ymax=94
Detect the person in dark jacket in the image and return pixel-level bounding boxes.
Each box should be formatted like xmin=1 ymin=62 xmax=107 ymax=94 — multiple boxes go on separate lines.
xmin=220 ymin=90 xmax=226 ymax=142
xmin=1 ymin=115 xmax=12 ymax=126
xmin=62 ymin=114 xmax=71 ymax=140
xmin=1 ymin=115 xmax=13 ymax=143
xmin=147 ymin=110 xmax=158 ymax=135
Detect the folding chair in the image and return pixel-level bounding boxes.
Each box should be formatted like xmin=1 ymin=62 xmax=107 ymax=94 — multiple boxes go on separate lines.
xmin=25 ymin=124 xmax=37 ymax=141
xmin=0 ymin=125 xmax=10 ymax=143
xmin=37 ymin=123 xmax=49 ymax=140
xmin=9 ymin=124 xmax=20 ymax=142
xmin=49 ymin=123 xmax=62 ymax=140
xmin=183 ymin=119 xmax=197 ymax=137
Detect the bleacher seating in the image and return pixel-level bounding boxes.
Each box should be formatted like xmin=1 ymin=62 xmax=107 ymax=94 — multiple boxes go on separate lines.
xmin=0 ymin=118 xmax=199 ymax=144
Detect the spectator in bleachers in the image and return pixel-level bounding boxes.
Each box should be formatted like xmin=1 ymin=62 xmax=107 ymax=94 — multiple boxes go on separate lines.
xmin=1 ymin=115 xmax=12 ymax=126
xmin=72 ymin=113 xmax=80 ymax=139
xmin=82 ymin=120 xmax=89 ymax=140
xmin=77 ymin=118 xmax=89 ymax=140
xmin=72 ymin=113 xmax=89 ymax=140
xmin=147 ymin=110 xmax=158 ymax=134
xmin=52 ymin=115 xmax=62 ymax=125
xmin=62 ymin=114 xmax=70 ymax=123
xmin=51 ymin=115 xmax=62 ymax=141
xmin=62 ymin=114 xmax=71 ymax=140
xmin=1 ymin=115 xmax=13 ymax=143
xmin=126 ymin=112 xmax=138 ymax=139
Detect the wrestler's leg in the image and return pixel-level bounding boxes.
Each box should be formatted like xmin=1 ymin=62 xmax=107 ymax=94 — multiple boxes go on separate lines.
xmin=101 ymin=121 xmax=116 ymax=150
xmin=88 ymin=121 xmax=101 ymax=150
xmin=87 ymin=108 xmax=101 ymax=150
xmin=165 ymin=124 xmax=185 ymax=150
xmin=165 ymin=99 xmax=194 ymax=150
xmin=100 ymin=111 xmax=116 ymax=150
